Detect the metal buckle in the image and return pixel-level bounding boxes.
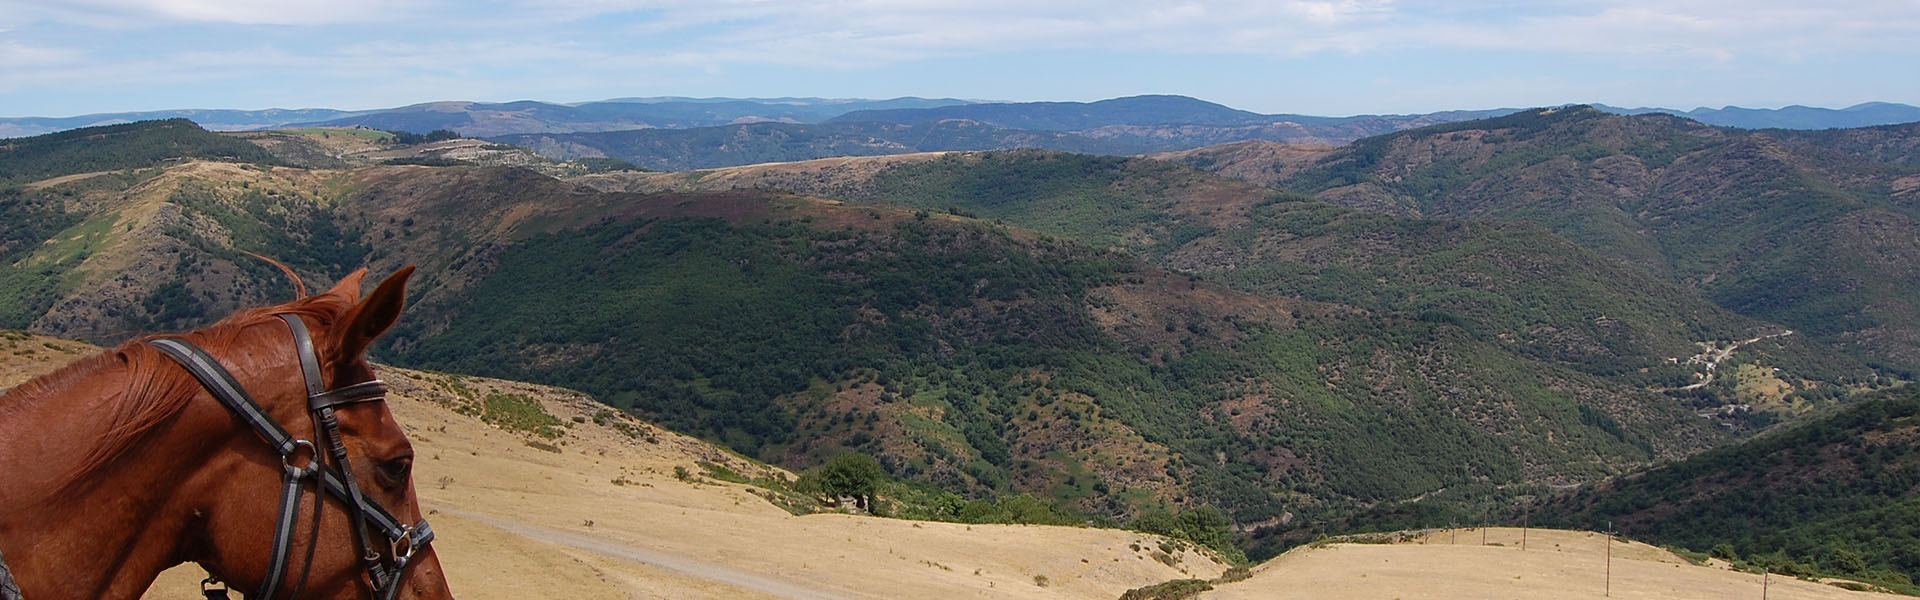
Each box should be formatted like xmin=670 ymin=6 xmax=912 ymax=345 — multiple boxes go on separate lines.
xmin=391 ymin=524 xmax=417 ymax=564
xmin=282 ymin=439 xmax=319 ymax=478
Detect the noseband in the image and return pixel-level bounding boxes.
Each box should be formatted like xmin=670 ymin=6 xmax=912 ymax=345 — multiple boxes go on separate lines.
xmin=149 ymin=314 xmax=433 ymax=600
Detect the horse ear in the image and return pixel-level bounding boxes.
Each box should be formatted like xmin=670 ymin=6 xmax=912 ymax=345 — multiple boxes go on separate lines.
xmin=322 ymin=268 xmax=372 ymax=303
xmin=332 ymin=266 xmax=415 ymax=362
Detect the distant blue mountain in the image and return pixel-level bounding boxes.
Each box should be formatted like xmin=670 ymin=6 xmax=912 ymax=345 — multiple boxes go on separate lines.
xmin=0 ymin=108 xmax=373 ymax=137
xmin=283 ymin=97 xmax=980 ymax=137
xmin=829 ymin=95 xmax=1277 ymax=129
xmin=8 ymin=96 xmax=1916 ymax=147
xmin=1596 ymin=102 xmax=1920 ymax=130
xmin=0 ymin=97 xmax=976 ymax=139
xmin=827 ymin=95 xmax=1525 ymax=149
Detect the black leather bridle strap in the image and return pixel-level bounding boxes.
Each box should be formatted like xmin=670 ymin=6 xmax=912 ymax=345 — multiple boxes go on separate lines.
xmin=147 ymin=338 xmax=314 ymax=599
xmin=280 ymin=315 xmax=385 ymax=578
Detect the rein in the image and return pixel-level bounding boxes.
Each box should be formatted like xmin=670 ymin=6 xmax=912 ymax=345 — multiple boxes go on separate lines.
xmin=148 ymin=314 xmax=433 ymax=600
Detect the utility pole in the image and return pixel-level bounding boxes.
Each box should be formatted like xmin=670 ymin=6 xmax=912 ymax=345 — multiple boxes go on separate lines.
xmin=1521 ymin=504 xmax=1529 ymax=551
xmin=1605 ymin=521 xmax=1614 ymax=598
xmin=1763 ymin=567 xmax=1770 ymax=600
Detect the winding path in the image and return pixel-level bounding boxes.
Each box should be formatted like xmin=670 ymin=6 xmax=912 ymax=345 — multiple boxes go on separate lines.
xmin=1674 ymin=330 xmax=1794 ymax=391
xmin=451 ymin=510 xmax=853 ymax=600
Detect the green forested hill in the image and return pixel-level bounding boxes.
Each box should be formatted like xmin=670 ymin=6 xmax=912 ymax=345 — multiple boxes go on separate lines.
xmin=1769 ymin=121 xmax=1920 ymax=169
xmin=0 ymin=119 xmax=279 ymax=184
xmin=1165 ymin=107 xmax=1920 ymax=375
xmin=613 ymin=150 xmax=1874 ymax=416
xmin=346 ymin=168 xmax=1729 ymax=524
xmin=1539 ymin=385 xmax=1920 ymax=592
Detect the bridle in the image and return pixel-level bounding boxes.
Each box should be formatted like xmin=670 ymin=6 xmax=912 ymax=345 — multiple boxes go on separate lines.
xmin=148 ymin=314 xmax=434 ymax=600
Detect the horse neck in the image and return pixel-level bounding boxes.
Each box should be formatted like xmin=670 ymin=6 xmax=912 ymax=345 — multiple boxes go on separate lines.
xmin=0 ymin=358 xmax=244 ymax=600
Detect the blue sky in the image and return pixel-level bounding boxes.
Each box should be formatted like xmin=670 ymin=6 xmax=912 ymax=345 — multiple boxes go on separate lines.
xmin=2 ymin=0 xmax=1917 ymax=117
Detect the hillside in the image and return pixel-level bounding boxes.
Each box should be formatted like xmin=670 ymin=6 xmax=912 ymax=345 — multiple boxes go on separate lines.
xmin=1539 ymin=385 xmax=1920 ymax=592
xmin=1769 ymin=121 xmax=1920 ymax=169
xmin=0 ymin=143 xmax=1766 ymax=552
xmin=1166 ymin=107 xmax=1920 ymax=375
xmin=1146 ymin=141 xmax=1339 ymax=187
xmin=360 ymin=166 xmax=1741 ymax=521
xmin=227 ymin=127 xmax=636 ymax=177
xmin=7 ymin=336 xmax=1890 ymax=600
xmin=0 ymin=118 xmax=280 ymax=184
xmin=0 ymin=332 xmax=1229 ymax=599
xmin=585 ymin=150 xmax=1868 ymax=420
xmin=491 ymin=120 xmax=1142 ymax=170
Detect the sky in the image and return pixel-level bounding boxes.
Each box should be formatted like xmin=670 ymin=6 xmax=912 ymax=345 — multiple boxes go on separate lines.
xmin=2 ymin=0 xmax=1918 ymax=118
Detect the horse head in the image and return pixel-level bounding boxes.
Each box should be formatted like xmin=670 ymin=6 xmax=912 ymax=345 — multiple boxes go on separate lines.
xmin=0 ymin=267 xmax=453 ymax=600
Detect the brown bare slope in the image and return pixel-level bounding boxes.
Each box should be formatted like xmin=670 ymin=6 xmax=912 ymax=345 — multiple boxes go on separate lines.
xmin=1149 ymin=141 xmax=1338 ymax=187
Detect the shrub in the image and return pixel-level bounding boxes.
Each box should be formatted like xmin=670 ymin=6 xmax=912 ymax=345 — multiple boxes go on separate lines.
xmin=1118 ymin=579 xmax=1212 ymax=600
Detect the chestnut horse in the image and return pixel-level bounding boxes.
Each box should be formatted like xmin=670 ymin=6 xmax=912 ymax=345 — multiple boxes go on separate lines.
xmin=0 ymin=267 xmax=452 ymax=599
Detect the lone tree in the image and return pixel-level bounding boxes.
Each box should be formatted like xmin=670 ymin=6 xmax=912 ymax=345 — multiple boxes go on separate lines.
xmin=806 ymin=452 xmax=884 ymax=511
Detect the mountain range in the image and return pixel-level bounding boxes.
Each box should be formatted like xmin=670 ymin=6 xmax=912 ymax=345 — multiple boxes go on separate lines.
xmin=1597 ymin=102 xmax=1920 ymax=130
xmin=9 ymin=95 xmax=1918 ymax=157
xmin=5 ymin=106 xmax=1920 ymax=580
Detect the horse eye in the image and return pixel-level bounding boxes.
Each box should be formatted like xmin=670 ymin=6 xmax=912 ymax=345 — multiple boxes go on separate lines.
xmin=376 ymin=457 xmax=413 ymax=488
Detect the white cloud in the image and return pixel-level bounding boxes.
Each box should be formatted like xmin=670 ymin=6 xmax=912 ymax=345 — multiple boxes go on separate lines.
xmin=12 ymin=0 xmax=1916 ymax=62
xmin=0 ymin=41 xmax=81 ymax=67
xmin=2 ymin=0 xmax=427 ymax=26
xmin=488 ymin=0 xmax=1917 ymax=68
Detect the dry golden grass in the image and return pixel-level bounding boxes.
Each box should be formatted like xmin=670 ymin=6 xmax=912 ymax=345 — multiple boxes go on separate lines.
xmin=1204 ymin=528 xmax=1905 ymax=600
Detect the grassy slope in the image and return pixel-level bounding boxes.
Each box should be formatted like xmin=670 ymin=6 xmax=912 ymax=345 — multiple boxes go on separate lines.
xmin=1207 ymin=527 xmax=1906 ymax=600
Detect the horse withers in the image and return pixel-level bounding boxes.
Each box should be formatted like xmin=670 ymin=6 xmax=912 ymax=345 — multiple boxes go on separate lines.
xmin=0 ymin=267 xmax=453 ymax=600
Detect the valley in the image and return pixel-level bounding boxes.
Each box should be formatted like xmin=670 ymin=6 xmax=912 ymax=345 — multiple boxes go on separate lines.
xmin=5 ymin=105 xmax=1920 ymax=591
xmin=3 ymin=334 xmax=1897 ymax=600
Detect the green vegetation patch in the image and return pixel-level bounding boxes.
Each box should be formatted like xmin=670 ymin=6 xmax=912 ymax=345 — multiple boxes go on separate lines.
xmin=1118 ymin=579 xmax=1213 ymax=600
xmin=480 ymin=392 xmax=566 ymax=439
xmin=0 ymin=190 xmax=86 ymax=327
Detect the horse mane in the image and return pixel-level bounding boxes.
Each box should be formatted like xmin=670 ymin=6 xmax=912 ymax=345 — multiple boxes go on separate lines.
xmin=16 ymin=286 xmax=362 ymax=494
